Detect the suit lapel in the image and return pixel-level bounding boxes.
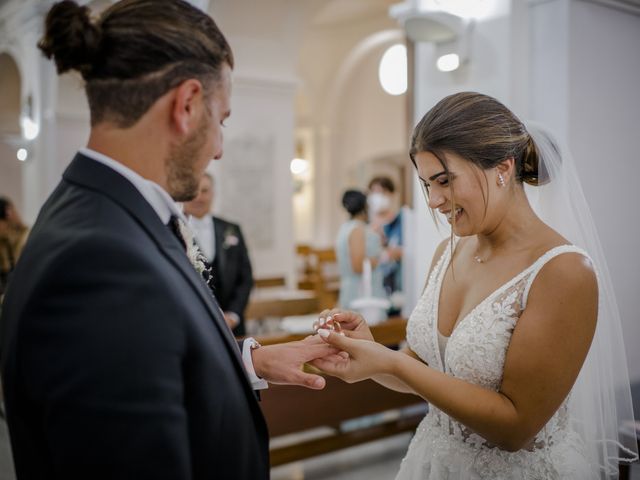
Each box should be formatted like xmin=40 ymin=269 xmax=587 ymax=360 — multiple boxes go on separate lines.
xmin=213 ymin=217 xmax=227 ymax=279
xmin=63 ymin=155 xmax=254 ymax=392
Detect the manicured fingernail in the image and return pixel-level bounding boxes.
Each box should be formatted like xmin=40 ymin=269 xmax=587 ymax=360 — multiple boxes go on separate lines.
xmin=317 ymin=329 xmax=330 ymax=338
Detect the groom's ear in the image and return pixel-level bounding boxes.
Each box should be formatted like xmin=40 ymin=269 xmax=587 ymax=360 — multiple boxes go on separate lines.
xmin=170 ymin=79 xmax=205 ymax=137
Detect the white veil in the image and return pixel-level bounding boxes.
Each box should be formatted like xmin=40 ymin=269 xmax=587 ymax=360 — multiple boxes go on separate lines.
xmin=524 ymin=122 xmax=638 ymax=478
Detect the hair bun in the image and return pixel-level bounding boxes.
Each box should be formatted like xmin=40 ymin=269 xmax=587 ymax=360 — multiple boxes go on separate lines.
xmin=521 ymin=135 xmax=551 ymax=186
xmin=38 ymin=1 xmax=101 ymax=77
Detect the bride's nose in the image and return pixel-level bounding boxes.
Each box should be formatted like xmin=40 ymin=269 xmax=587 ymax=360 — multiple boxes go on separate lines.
xmin=428 ymin=189 xmax=446 ymax=209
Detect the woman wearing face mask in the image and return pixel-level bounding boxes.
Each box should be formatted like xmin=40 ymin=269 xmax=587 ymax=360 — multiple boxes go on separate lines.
xmin=314 ymin=92 xmax=637 ymax=479
xmin=368 ymin=177 xmax=403 ymax=300
xmin=335 ymin=190 xmax=387 ymax=309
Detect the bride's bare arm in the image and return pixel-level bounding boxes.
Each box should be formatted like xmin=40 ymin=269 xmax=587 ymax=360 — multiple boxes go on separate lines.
xmin=369 ymin=347 xmax=421 ymax=394
xmin=315 ymin=253 xmax=597 ymax=451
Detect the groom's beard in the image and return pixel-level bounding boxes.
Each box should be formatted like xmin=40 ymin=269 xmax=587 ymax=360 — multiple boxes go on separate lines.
xmin=166 ymin=117 xmax=209 ymax=202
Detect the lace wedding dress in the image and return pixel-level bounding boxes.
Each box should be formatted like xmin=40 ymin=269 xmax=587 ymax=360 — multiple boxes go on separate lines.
xmin=396 ymin=241 xmax=596 ymax=480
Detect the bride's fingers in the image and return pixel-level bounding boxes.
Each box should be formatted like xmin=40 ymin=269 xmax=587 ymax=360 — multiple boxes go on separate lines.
xmin=330 ymin=311 xmax=365 ymax=330
xmin=313 ymin=352 xmax=349 ymax=364
xmin=309 ymin=357 xmax=347 ymax=375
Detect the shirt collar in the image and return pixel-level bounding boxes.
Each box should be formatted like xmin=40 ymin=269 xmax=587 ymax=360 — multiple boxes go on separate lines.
xmin=189 ymin=214 xmax=213 ymax=229
xmin=79 ymin=147 xmax=188 ymax=225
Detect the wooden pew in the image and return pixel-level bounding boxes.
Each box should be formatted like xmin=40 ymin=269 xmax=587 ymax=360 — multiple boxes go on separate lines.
xmin=257 ymin=317 xmax=426 ymax=467
xmin=245 ymin=289 xmax=318 ymax=320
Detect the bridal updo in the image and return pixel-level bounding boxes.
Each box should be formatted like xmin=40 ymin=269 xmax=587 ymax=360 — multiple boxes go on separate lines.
xmin=410 ymin=92 xmax=549 ymax=187
xmin=38 ymin=0 xmax=234 ymax=127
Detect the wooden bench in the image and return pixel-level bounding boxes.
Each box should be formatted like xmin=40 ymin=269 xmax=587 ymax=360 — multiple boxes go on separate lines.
xmin=256 ymin=317 xmax=425 ymax=466
xmin=295 ymin=245 xmax=340 ymax=310
xmin=245 ymin=289 xmax=318 ymax=320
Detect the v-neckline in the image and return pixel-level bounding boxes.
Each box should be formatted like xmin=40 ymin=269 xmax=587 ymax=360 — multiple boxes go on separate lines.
xmin=434 ymin=242 xmax=568 ymax=344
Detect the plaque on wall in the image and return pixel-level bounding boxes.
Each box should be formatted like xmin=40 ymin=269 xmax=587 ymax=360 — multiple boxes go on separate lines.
xmin=219 ymin=135 xmax=275 ymax=250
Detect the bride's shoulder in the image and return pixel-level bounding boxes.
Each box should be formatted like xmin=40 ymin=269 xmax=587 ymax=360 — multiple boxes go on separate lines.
xmin=528 ymin=243 xmax=597 ymax=306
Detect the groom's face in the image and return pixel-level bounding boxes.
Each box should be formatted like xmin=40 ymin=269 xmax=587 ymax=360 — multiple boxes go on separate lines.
xmin=166 ymin=65 xmax=232 ymax=202
xmin=184 ymin=175 xmax=214 ymax=219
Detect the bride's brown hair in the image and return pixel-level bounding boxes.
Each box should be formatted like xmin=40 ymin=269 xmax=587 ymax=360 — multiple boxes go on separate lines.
xmin=410 ymin=92 xmax=546 ymax=232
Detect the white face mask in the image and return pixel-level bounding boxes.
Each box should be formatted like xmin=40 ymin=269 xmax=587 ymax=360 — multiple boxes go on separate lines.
xmin=367 ymin=192 xmax=391 ymax=213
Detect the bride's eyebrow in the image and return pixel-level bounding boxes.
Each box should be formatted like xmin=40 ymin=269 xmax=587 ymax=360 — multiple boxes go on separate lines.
xmin=429 ymin=171 xmax=447 ymax=181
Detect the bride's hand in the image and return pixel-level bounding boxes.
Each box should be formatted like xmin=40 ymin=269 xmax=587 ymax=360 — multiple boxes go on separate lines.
xmin=313 ymin=309 xmax=374 ymax=342
xmin=310 ymin=329 xmax=396 ymax=383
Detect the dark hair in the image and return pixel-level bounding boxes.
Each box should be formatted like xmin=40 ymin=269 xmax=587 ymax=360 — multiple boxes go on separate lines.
xmin=341 ymin=190 xmax=367 ymax=217
xmin=410 ymin=92 xmax=546 ymax=187
xmin=368 ymin=176 xmax=395 ymax=193
xmin=38 ymin=0 xmax=234 ymax=127
xmin=0 ymin=197 xmax=10 ymax=220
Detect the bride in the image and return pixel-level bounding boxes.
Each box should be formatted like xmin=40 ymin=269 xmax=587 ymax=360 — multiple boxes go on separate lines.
xmin=312 ymin=92 xmax=638 ymax=479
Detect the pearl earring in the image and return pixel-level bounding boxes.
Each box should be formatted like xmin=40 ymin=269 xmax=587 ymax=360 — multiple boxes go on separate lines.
xmin=498 ymin=173 xmax=505 ymax=187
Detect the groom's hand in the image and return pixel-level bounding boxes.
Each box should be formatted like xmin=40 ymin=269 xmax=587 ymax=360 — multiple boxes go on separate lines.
xmin=251 ymin=336 xmax=340 ymax=390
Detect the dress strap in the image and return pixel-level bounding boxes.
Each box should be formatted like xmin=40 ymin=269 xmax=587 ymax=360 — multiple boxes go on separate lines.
xmin=522 ymin=244 xmax=592 ymax=309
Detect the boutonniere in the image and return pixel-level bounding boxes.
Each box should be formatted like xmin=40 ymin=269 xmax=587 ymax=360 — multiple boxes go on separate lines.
xmin=178 ymin=219 xmax=214 ymax=288
xmin=222 ymin=227 xmax=239 ymax=249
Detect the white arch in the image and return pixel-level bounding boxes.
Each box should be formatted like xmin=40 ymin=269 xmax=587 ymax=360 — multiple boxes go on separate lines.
xmin=321 ymin=29 xmax=405 ymax=126
xmin=0 ymin=51 xmax=23 ymax=138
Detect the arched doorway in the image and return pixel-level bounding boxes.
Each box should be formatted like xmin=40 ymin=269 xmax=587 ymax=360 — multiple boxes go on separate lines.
xmin=0 ymin=52 xmax=23 ymax=212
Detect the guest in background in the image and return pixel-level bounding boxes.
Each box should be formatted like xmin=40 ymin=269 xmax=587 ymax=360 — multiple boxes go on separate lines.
xmin=336 ymin=189 xmax=386 ymax=309
xmin=368 ymin=176 xmax=403 ymax=302
xmin=183 ymin=173 xmax=253 ymax=336
xmin=0 ymin=197 xmax=29 ymax=298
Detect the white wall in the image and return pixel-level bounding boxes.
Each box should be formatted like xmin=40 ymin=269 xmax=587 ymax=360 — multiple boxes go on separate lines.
xmin=207 ymin=0 xmax=309 ymax=283
xmin=528 ymin=0 xmax=640 ymax=382
xmin=209 ymin=76 xmax=297 ymax=283
xmin=567 ymin=1 xmax=640 ymax=381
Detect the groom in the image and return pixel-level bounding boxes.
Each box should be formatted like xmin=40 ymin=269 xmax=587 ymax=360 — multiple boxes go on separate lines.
xmin=0 ymin=1 xmax=334 ymax=479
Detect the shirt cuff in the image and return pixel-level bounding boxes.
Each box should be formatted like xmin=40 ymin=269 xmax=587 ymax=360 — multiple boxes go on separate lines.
xmin=242 ymin=338 xmax=269 ymax=390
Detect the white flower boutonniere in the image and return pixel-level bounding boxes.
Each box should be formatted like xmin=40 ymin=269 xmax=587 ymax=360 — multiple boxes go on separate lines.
xmin=177 ymin=219 xmax=214 ymax=287
xmin=223 ymin=227 xmax=239 ymax=249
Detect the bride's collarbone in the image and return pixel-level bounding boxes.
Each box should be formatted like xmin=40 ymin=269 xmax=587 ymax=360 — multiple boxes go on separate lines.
xmin=437 ymin=255 xmax=531 ymax=336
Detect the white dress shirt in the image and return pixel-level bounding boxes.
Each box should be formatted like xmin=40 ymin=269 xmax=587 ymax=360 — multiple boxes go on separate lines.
xmin=78 ymin=148 xmax=267 ymax=390
xmin=188 ymin=214 xmax=216 ymax=262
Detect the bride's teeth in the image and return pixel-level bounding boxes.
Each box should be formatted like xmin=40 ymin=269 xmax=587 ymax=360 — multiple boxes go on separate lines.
xmin=444 ymin=208 xmax=462 ymax=221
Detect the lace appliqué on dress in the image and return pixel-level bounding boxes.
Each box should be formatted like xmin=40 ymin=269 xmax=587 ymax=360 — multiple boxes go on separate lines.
xmin=399 ymin=243 xmax=595 ymax=480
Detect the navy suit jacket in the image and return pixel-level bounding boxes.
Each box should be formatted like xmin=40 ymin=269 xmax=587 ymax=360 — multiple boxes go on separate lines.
xmin=0 ymin=154 xmax=269 ymax=479
xmin=209 ymin=216 xmax=253 ymax=336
